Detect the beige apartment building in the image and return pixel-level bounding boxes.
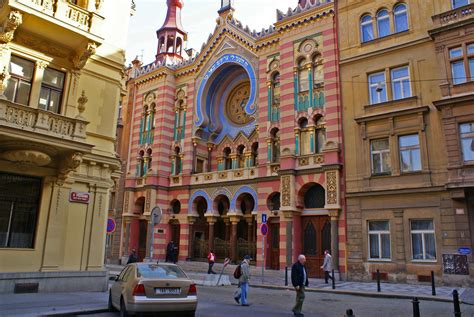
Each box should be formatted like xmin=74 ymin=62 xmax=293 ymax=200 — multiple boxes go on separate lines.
xmin=0 ymin=0 xmax=132 ymax=293
xmin=339 ymin=0 xmax=473 ymax=285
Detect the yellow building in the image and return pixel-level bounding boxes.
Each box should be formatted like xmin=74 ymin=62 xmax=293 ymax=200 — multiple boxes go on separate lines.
xmin=0 ymin=0 xmax=132 ymax=293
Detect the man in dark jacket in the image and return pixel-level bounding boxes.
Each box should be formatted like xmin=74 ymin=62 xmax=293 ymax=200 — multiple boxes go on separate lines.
xmin=291 ymin=254 xmax=309 ymax=317
xmin=127 ymin=249 xmax=138 ymax=264
xmin=166 ymin=241 xmax=175 ymax=263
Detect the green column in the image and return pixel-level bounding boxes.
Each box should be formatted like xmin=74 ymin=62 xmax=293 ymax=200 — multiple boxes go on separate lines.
xmin=310 ymin=132 xmax=315 ymax=153
xmin=295 ymin=134 xmax=300 ymax=156
xmin=181 ymin=110 xmax=187 ymax=140
xmin=268 ymin=144 xmax=272 ymax=162
xmin=173 ymin=111 xmax=179 ymax=141
xmin=171 ymin=158 xmax=175 ymax=175
xmin=308 ymin=68 xmax=314 ymax=108
xmin=139 ymin=117 xmax=144 ymax=145
xmin=268 ymin=86 xmax=273 ymax=121
xmin=293 ymin=72 xmax=298 ymax=111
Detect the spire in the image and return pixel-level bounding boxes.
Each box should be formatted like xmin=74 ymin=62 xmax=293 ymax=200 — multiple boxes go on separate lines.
xmin=218 ymin=0 xmax=234 ymax=15
xmin=156 ymin=0 xmax=187 ymax=63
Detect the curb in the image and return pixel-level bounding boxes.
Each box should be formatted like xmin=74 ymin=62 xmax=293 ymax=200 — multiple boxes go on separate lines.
xmin=250 ymin=284 xmax=454 ymax=303
xmin=41 ymin=307 xmax=109 ymax=316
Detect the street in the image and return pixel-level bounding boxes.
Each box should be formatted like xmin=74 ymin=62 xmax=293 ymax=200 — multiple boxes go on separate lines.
xmin=78 ymin=285 xmax=474 ymax=317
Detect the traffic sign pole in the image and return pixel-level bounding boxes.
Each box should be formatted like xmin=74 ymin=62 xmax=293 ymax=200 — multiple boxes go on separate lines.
xmin=260 ymin=222 xmax=268 ymax=284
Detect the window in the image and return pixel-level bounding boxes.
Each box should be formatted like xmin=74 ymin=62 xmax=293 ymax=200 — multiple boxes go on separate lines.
xmin=376 ymin=10 xmax=390 ymax=38
xmin=4 ymin=56 xmax=34 ymax=106
xmin=368 ymin=221 xmax=391 ymax=260
xmin=298 ymin=60 xmax=309 ymax=92
xmin=460 ymin=123 xmax=474 ymax=162
xmin=196 ymin=159 xmax=204 ymax=173
xmin=39 ymin=68 xmax=65 ymax=113
xmin=411 ymin=220 xmax=436 ymax=261
xmin=369 ymin=72 xmax=387 ymax=104
xmin=312 ymin=56 xmax=324 ymax=86
xmin=361 ymin=15 xmax=374 ymax=43
xmin=450 ymin=47 xmax=466 ymax=85
xmin=468 ymin=44 xmax=474 ymax=81
xmin=399 ymin=134 xmax=422 ymax=172
xmin=0 ymin=173 xmax=42 ymax=249
xmin=371 ymin=139 xmax=391 ymax=175
xmin=391 ymin=66 xmax=411 ymax=100
xmin=452 ymin=0 xmax=470 ymax=9
xmin=394 ymin=4 xmax=409 ymax=32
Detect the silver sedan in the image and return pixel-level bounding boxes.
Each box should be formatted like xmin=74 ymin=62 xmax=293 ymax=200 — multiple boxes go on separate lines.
xmin=109 ymin=262 xmax=198 ymax=317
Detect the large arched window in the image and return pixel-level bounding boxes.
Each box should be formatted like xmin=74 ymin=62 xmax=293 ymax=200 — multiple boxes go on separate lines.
xmin=298 ymin=59 xmax=309 ymax=92
xmin=251 ymin=142 xmax=258 ymax=167
xmin=394 ymin=3 xmax=408 ymax=33
xmin=312 ymin=55 xmax=324 ymax=87
xmin=174 ymin=147 xmax=182 ymax=175
xmin=299 ymin=117 xmax=311 ymax=155
xmin=167 ymin=35 xmax=175 ymax=53
xmin=138 ymin=150 xmax=145 ymax=177
xmin=314 ymin=116 xmax=326 ymax=154
xmin=237 ymin=145 xmax=245 ymax=169
xmin=304 ymin=184 xmax=325 ymax=209
xmin=223 ymin=147 xmax=232 ymax=170
xmin=360 ymin=15 xmax=374 ymax=43
xmin=377 ymin=9 xmax=390 ymax=38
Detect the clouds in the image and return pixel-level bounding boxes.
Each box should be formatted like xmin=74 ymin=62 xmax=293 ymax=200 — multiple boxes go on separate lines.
xmin=126 ymin=0 xmax=292 ymax=64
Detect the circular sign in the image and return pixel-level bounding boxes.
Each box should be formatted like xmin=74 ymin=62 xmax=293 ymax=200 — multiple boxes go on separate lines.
xmin=260 ymin=223 xmax=269 ymax=236
xmin=151 ymin=206 xmax=162 ymax=225
xmin=107 ymin=218 xmax=116 ymax=234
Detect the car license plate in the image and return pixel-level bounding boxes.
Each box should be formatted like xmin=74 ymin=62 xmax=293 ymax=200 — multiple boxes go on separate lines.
xmin=155 ymin=288 xmax=180 ymax=295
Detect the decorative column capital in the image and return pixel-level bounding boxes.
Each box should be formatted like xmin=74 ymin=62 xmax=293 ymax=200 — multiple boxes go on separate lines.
xmin=328 ymin=209 xmax=340 ymax=220
xmin=207 ymin=143 xmax=214 ymax=151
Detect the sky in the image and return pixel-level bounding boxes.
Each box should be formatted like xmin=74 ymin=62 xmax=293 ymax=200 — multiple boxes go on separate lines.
xmin=125 ymin=0 xmax=296 ymax=65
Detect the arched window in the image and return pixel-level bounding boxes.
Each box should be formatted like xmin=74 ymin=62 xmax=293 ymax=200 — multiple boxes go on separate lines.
xmin=272 ymin=72 xmax=280 ymax=105
xmin=298 ymin=59 xmax=309 ymax=92
xmin=394 ymin=3 xmax=408 ymax=33
xmin=304 ymin=184 xmax=325 ymax=209
xmin=171 ymin=200 xmax=181 ymax=214
xmin=176 ymin=100 xmax=185 ymax=140
xmin=159 ymin=36 xmax=165 ymax=53
xmin=312 ymin=55 xmax=324 ymax=87
xmin=360 ymin=15 xmax=374 ymax=43
xmin=299 ymin=118 xmax=311 ymax=155
xmin=223 ymin=148 xmax=232 ymax=170
xmin=377 ymin=9 xmax=390 ymax=38
xmin=145 ymin=148 xmax=152 ymax=174
xmin=176 ymin=37 xmax=183 ymax=55
xmin=138 ymin=150 xmax=145 ymax=177
xmin=237 ymin=145 xmax=245 ymax=169
xmin=251 ymin=142 xmax=258 ymax=167
xmin=167 ymin=35 xmax=175 ymax=53
xmin=314 ymin=116 xmax=326 ymax=154
xmin=270 ymin=128 xmax=280 ymax=163
xmin=174 ymin=147 xmax=182 ymax=175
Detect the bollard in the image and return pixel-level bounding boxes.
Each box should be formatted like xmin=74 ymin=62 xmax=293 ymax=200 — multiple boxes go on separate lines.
xmin=431 ymin=271 xmax=436 ymax=296
xmin=412 ymin=297 xmax=420 ymax=317
xmin=376 ymin=270 xmax=381 ymax=293
xmin=345 ymin=309 xmax=355 ymax=317
xmin=285 ymin=266 xmax=288 ymax=286
xmin=453 ymin=290 xmax=461 ymax=317
xmin=332 ymin=269 xmax=336 ymax=290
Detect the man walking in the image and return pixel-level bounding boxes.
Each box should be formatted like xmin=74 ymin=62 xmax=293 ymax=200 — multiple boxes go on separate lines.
xmin=238 ymin=255 xmax=251 ymax=306
xmin=166 ymin=240 xmax=175 ymax=263
xmin=321 ymin=250 xmax=334 ymax=284
xmin=207 ymin=250 xmax=216 ymax=274
xmin=291 ymin=254 xmax=309 ymax=317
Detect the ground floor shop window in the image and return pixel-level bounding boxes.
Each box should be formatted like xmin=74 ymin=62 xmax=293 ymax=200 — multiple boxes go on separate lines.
xmin=410 ymin=219 xmax=436 ymax=261
xmin=368 ymin=220 xmax=391 ymax=260
xmin=0 ymin=173 xmax=41 ymax=248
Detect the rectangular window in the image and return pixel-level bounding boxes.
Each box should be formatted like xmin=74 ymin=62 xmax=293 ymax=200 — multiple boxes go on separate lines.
xmin=452 ymin=0 xmax=470 ymax=9
xmin=371 ymin=139 xmax=391 ymax=175
xmin=399 ymin=134 xmax=422 ymax=173
xmin=411 ymin=220 xmax=436 ymax=261
xmin=391 ymin=66 xmax=411 ymax=100
xmin=450 ymin=47 xmax=466 ymax=85
xmin=460 ymin=123 xmax=474 ymax=162
xmin=196 ymin=159 xmax=204 ymax=173
xmin=39 ymin=68 xmax=65 ymax=113
xmin=0 ymin=173 xmax=42 ymax=249
xmin=368 ymin=221 xmax=391 ymax=260
xmin=369 ymin=72 xmax=387 ymax=104
xmin=468 ymin=44 xmax=474 ymax=81
xmin=4 ymin=56 xmax=34 ymax=106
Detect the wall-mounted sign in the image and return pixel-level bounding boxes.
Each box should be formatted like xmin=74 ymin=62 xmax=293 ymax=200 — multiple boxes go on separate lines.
xmin=458 ymin=247 xmax=471 ymax=255
xmin=69 ymin=190 xmax=90 ymax=204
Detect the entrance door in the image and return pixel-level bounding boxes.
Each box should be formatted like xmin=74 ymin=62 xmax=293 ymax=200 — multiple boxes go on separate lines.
xmin=269 ymin=222 xmax=280 ymax=270
xmin=170 ymin=223 xmax=180 ymax=261
xmin=138 ymin=220 xmax=148 ymax=261
xmin=301 ymin=216 xmax=331 ymax=278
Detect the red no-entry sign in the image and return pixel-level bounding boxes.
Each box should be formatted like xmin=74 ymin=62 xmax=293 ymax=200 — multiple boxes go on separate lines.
xmin=260 ymin=223 xmax=268 ymax=236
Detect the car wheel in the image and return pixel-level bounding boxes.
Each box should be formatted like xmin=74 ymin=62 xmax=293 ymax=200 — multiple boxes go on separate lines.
xmin=108 ymin=292 xmax=116 ymax=312
xmin=120 ymin=298 xmax=129 ymax=317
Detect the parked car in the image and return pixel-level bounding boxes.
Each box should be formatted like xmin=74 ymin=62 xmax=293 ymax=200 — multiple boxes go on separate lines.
xmin=109 ymin=262 xmax=197 ymax=317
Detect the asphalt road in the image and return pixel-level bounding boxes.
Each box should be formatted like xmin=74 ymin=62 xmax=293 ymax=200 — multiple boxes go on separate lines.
xmin=78 ymin=285 xmax=474 ymax=317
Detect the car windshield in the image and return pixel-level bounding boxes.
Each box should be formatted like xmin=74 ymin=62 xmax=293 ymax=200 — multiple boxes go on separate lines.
xmin=136 ymin=264 xmax=187 ymax=279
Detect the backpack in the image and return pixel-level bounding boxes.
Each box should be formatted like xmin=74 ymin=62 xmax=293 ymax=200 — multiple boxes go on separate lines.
xmin=233 ymin=264 xmax=242 ymax=279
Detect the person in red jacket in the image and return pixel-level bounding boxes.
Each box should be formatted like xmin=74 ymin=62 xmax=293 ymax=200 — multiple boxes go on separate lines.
xmin=207 ymin=250 xmax=216 ymax=274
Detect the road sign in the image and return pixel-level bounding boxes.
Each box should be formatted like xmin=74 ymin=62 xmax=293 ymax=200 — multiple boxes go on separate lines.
xmin=459 ymin=247 xmax=471 ymax=255
xmin=107 ymin=218 xmax=116 ymax=234
xmin=151 ymin=206 xmax=162 ymax=225
xmin=260 ymin=223 xmax=268 ymax=236
xmin=262 ymin=213 xmax=267 ymax=224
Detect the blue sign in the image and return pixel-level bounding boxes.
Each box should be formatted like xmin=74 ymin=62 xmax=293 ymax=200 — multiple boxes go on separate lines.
xmin=261 ymin=223 xmax=268 ymax=236
xmin=458 ymin=247 xmax=471 ymax=255
xmin=107 ymin=218 xmax=116 ymax=234
xmin=262 ymin=213 xmax=267 ymax=224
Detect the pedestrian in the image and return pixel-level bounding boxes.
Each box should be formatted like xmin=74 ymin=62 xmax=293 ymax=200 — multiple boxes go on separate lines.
xmin=235 ymin=255 xmax=251 ymax=306
xmin=291 ymin=254 xmax=309 ymax=317
xmin=320 ymin=250 xmax=334 ymax=284
xmin=207 ymin=250 xmax=216 ymax=274
xmin=127 ymin=248 xmax=138 ymax=264
xmin=166 ymin=240 xmax=175 ymax=263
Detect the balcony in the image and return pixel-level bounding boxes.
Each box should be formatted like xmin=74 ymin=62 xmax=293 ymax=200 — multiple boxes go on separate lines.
xmin=296 ymin=153 xmax=325 ymax=169
xmin=1 ymin=0 xmax=104 ymax=52
xmin=430 ymin=3 xmax=474 ymax=34
xmin=189 ymin=167 xmax=258 ymax=186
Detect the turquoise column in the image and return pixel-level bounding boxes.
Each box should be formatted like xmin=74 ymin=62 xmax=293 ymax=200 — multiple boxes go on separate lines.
xmin=294 ymin=71 xmax=299 ymax=111
xmin=308 ymin=69 xmax=314 ymax=108
xmin=171 ymin=158 xmax=175 ymax=175
xmin=319 ymin=92 xmax=325 ymax=109
xmin=181 ymin=110 xmax=187 ymax=140
xmin=232 ymin=157 xmax=237 ymax=169
xmin=218 ymin=160 xmax=223 ymax=171
xmin=295 ymin=133 xmax=300 ymax=156
xmin=310 ymin=132 xmax=315 ymax=153
xmin=268 ymin=86 xmax=272 ymax=121
xmin=173 ymin=111 xmax=178 ymax=141
xmin=149 ymin=111 xmax=155 ymax=143
xmin=268 ymin=144 xmax=272 ymax=162
xmin=139 ymin=117 xmax=144 ymax=145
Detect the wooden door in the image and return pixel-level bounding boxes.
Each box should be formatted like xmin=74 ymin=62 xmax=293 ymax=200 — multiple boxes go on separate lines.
xmin=301 ymin=216 xmax=331 ymax=278
xmin=269 ymin=223 xmax=280 ymax=270
xmin=138 ymin=220 xmax=148 ymax=261
xmin=171 ymin=223 xmax=180 ymax=261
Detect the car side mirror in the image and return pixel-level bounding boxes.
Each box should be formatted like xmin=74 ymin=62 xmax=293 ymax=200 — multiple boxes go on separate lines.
xmin=109 ymin=274 xmax=119 ymax=281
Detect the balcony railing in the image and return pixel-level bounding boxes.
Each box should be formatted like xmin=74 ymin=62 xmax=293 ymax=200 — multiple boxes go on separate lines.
xmin=0 ymin=100 xmax=88 ymax=142
xmin=432 ymin=3 xmax=474 ymax=27
xmin=14 ymin=0 xmax=102 ymax=34
xmin=296 ymin=153 xmax=325 ymax=168
xmin=190 ymin=167 xmax=258 ymax=186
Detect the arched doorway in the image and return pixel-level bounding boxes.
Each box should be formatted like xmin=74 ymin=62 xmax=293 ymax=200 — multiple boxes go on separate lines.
xmin=235 ymin=193 xmax=257 ymax=261
xmin=213 ymin=195 xmax=230 ymax=260
xmin=133 ymin=197 xmax=147 ymax=261
xmin=267 ymin=192 xmax=281 ymax=270
xmin=192 ymin=196 xmax=209 ymax=260
xmin=299 ymin=183 xmax=329 ymax=278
